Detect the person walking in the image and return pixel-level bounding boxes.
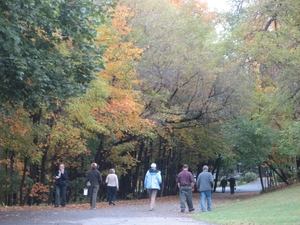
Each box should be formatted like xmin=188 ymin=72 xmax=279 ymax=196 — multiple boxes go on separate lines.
xmin=144 ymin=163 xmax=162 ymax=211
xmin=229 ymin=176 xmax=236 ymax=194
xmin=106 ymin=168 xmax=119 ymax=205
xmin=220 ymin=177 xmax=228 ymax=193
xmin=54 ymin=164 xmax=68 ymax=207
xmin=196 ymin=165 xmax=214 ymax=212
xmin=176 ymin=164 xmax=195 ymax=213
xmin=85 ymin=163 xmax=102 ymax=209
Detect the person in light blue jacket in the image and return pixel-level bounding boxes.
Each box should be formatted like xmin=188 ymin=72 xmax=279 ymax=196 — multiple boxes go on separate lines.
xmin=144 ymin=163 xmax=162 ymax=211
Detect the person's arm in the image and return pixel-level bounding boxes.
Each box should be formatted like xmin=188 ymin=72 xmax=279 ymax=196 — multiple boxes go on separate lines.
xmin=61 ymin=170 xmax=68 ymax=181
xmin=157 ymin=171 xmax=162 ymax=184
xmin=210 ymin=174 xmax=214 ymax=185
xmin=144 ymin=171 xmax=148 ymax=190
xmin=85 ymin=171 xmax=90 ymax=186
xmin=98 ymin=171 xmax=102 ymax=184
xmin=190 ymin=173 xmax=194 ymax=189
xmin=196 ymin=174 xmax=200 ymax=190
xmin=176 ymin=174 xmax=181 ymax=188
xmin=115 ymin=175 xmax=119 ymax=190
xmin=105 ymin=175 xmax=109 ymax=184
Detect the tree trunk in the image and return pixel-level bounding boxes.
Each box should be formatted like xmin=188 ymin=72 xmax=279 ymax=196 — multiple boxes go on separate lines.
xmin=258 ymin=165 xmax=265 ymax=192
xmin=132 ymin=141 xmax=144 ymax=196
xmin=264 ymin=161 xmax=289 ymax=185
xmin=296 ymin=158 xmax=300 ymax=180
xmin=19 ymin=157 xmax=28 ymax=206
xmin=213 ymin=154 xmax=222 ymax=192
xmin=9 ymin=150 xmax=14 ymax=206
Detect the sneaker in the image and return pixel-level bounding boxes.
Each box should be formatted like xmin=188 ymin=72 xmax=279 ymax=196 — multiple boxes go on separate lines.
xmin=181 ymin=209 xmax=185 ymax=213
xmin=189 ymin=208 xmax=195 ymax=212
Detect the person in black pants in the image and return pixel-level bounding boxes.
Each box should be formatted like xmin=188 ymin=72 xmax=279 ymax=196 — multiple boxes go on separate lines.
xmin=220 ymin=177 xmax=228 ymax=193
xmin=54 ymin=164 xmax=68 ymax=207
xmin=228 ymin=176 xmax=236 ymax=194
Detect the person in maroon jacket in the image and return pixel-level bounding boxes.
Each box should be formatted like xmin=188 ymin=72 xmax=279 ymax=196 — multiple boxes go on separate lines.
xmin=176 ymin=164 xmax=195 ymax=213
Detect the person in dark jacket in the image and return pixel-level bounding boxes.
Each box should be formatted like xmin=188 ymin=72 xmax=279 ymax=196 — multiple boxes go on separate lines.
xmin=196 ymin=165 xmax=214 ymax=212
xmin=54 ymin=164 xmax=68 ymax=207
xmin=85 ymin=163 xmax=102 ymax=209
xmin=229 ymin=176 xmax=236 ymax=194
xmin=220 ymin=177 xmax=228 ymax=193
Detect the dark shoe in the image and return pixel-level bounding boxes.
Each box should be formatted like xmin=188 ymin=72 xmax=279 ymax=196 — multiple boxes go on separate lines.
xmin=109 ymin=202 xmax=112 ymax=205
xmin=54 ymin=205 xmax=59 ymax=208
xmin=189 ymin=208 xmax=195 ymax=212
xmin=181 ymin=209 xmax=185 ymax=213
xmin=111 ymin=202 xmax=115 ymax=205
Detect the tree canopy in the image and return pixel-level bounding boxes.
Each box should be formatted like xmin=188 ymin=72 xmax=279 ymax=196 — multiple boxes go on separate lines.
xmin=1 ymin=0 xmax=300 ymax=206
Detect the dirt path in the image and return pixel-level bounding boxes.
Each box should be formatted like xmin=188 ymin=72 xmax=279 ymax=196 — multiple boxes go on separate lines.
xmin=0 ymin=191 xmax=259 ymax=225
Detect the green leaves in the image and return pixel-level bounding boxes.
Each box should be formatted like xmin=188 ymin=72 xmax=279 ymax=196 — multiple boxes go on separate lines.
xmin=0 ymin=0 xmax=110 ymax=110
xmin=222 ymin=119 xmax=278 ymax=167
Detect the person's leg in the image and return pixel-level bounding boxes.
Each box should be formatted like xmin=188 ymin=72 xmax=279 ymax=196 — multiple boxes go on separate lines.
xmin=107 ymin=186 xmax=113 ymax=204
xmin=111 ymin=186 xmax=117 ymax=203
xmin=230 ymin=185 xmax=234 ymax=194
xmin=89 ymin=186 xmax=93 ymax=207
xmin=55 ymin=185 xmax=61 ymax=207
xmin=186 ymin=188 xmax=194 ymax=211
xmin=61 ymin=186 xmax=67 ymax=207
xmin=222 ymin=186 xmax=225 ymax=193
xmin=206 ymin=191 xmax=212 ymax=211
xmin=150 ymin=189 xmax=157 ymax=210
xmin=200 ymin=191 xmax=206 ymax=212
xmin=179 ymin=187 xmax=187 ymax=212
xmin=91 ymin=185 xmax=99 ymax=209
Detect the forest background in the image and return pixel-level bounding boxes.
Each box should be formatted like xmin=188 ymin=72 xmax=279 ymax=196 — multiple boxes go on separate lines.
xmin=1 ymin=0 xmax=300 ymax=206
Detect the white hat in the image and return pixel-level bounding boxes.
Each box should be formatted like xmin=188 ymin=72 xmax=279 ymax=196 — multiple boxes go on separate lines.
xmin=150 ymin=163 xmax=156 ymax=168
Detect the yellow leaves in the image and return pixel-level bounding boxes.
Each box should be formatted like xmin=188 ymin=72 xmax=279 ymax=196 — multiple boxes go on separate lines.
xmin=0 ymin=107 xmax=36 ymax=155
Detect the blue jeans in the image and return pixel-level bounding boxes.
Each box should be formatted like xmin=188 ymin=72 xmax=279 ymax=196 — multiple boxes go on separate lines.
xmin=107 ymin=186 xmax=117 ymax=204
xmin=200 ymin=191 xmax=212 ymax=211
xmin=55 ymin=185 xmax=67 ymax=207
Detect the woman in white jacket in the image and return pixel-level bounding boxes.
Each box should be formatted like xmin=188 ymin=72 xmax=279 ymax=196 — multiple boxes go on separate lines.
xmin=144 ymin=163 xmax=162 ymax=211
xmin=105 ymin=168 xmax=119 ymax=205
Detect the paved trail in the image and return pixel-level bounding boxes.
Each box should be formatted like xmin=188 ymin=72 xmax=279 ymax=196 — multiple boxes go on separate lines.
xmin=0 ymin=180 xmax=262 ymax=225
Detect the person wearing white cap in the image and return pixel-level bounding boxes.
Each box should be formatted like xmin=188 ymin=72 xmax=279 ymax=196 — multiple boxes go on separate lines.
xmin=144 ymin=163 xmax=162 ymax=211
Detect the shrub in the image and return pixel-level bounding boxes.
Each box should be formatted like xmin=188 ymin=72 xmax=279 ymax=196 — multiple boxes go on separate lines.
xmin=241 ymin=172 xmax=257 ymax=183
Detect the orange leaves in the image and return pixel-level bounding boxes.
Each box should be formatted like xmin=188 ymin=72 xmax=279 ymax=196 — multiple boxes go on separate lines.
xmin=111 ymin=3 xmax=134 ymax=36
xmin=29 ymin=183 xmax=49 ymax=202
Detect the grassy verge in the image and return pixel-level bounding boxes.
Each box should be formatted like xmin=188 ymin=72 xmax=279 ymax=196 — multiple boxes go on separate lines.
xmin=193 ymin=185 xmax=300 ymax=225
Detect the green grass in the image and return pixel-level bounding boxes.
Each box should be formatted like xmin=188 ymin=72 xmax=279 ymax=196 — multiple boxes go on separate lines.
xmin=193 ymin=185 xmax=300 ymax=225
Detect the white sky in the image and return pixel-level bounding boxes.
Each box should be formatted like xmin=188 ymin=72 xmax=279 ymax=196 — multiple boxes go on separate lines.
xmin=205 ymin=0 xmax=231 ymax=12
